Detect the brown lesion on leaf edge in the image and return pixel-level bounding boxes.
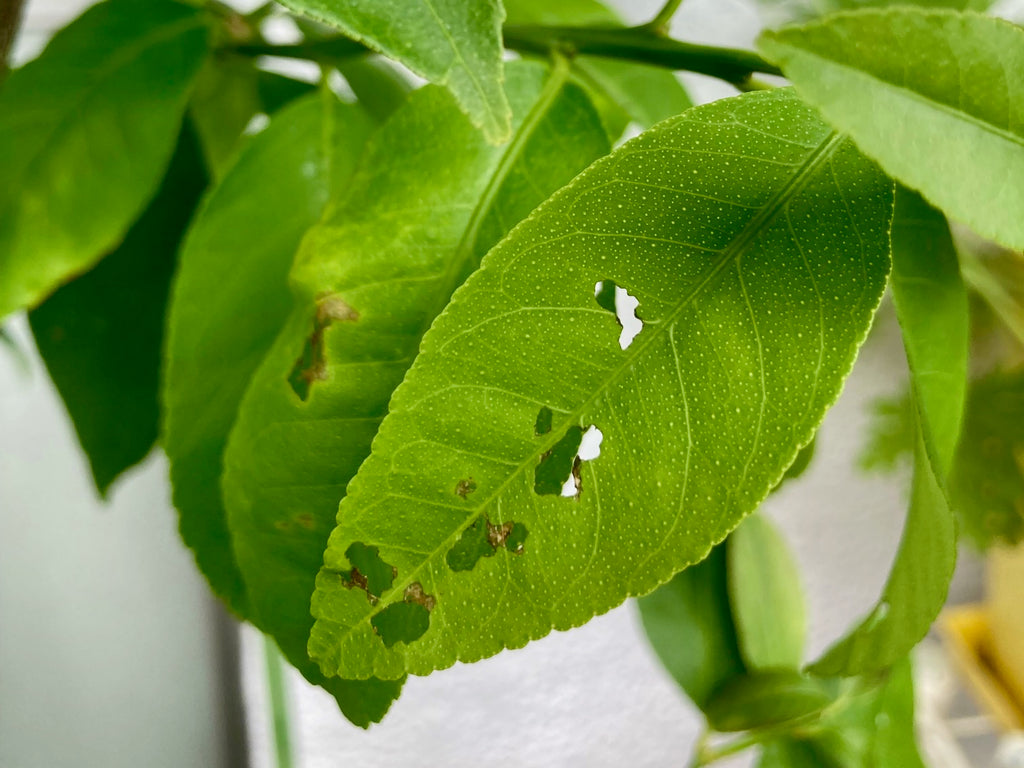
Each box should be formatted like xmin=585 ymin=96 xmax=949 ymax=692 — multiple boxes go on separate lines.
xmin=288 ymin=292 xmax=359 ymax=400
xmin=403 ymin=582 xmax=436 ymax=611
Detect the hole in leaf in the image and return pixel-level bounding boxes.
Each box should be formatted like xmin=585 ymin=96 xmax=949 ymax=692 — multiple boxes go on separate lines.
xmin=455 ymin=478 xmax=477 ymax=498
xmin=446 ymin=515 xmax=530 ymax=572
xmin=535 ymin=425 xmax=585 ymax=496
xmin=341 ymin=542 xmax=396 ymax=604
xmin=594 ymin=280 xmax=643 ymax=350
xmin=288 ymin=293 xmax=359 ymax=400
xmin=535 ymin=406 xmax=553 ymax=436
xmin=370 ymin=582 xmax=436 ymax=648
xmin=560 ymin=425 xmax=604 ymax=497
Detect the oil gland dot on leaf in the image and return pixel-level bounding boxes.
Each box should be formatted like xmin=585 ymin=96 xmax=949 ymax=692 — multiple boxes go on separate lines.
xmin=593 ymin=280 xmax=643 ymax=350
xmin=288 ymin=292 xmax=359 ymax=401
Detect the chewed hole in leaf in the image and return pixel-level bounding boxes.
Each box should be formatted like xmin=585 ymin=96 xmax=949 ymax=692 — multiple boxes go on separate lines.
xmin=341 ymin=542 xmax=396 ymax=603
xmin=371 ymin=582 xmax=436 ymax=648
xmin=535 ymin=406 xmax=553 ymax=436
xmin=594 ymin=280 xmax=643 ymax=350
xmin=561 ymin=426 xmax=603 ymax=497
xmin=535 ymin=425 xmax=603 ymax=498
xmin=288 ymin=293 xmax=359 ymax=401
xmin=446 ymin=515 xmax=530 ymax=572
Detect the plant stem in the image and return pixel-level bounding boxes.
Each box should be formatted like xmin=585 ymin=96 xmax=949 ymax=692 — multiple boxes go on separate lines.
xmin=647 ymin=0 xmax=686 ymax=34
xmin=263 ymin=636 xmax=294 ymax=768
xmin=225 ymin=24 xmax=782 ymax=88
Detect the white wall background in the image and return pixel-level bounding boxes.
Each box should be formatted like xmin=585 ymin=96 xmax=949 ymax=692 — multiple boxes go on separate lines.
xmin=3 ymin=1 xmax=1007 ymax=767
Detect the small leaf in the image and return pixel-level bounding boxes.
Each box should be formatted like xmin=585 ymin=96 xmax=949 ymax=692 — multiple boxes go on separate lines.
xmin=308 ymin=89 xmax=894 ymax=680
xmin=637 ymin=544 xmax=746 ymax=710
xmin=890 ymin=186 xmax=969 ymax=477
xmin=728 ymin=513 xmax=807 ymax=670
xmin=188 ymin=54 xmax=265 ymax=178
xmin=0 ymin=0 xmax=210 ymax=320
xmin=760 ymin=9 xmax=1024 ymax=251
xmin=779 ymin=438 xmax=815 ymax=487
xmin=29 ymin=124 xmax=207 ymax=497
xmin=704 ymin=670 xmax=832 ymax=733
xmin=276 ymin=0 xmax=511 ymax=142
xmin=335 ymin=57 xmax=413 ymax=124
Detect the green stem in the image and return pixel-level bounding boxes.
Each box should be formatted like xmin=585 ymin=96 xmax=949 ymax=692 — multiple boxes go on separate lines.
xmin=224 ymin=24 xmax=782 ymax=88
xmin=263 ymin=636 xmax=294 ymax=768
xmin=647 ymin=0 xmax=685 ymax=34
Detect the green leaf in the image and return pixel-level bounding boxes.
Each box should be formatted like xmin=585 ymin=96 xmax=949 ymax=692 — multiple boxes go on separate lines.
xmin=949 ymin=368 xmax=1024 ymax=547
xmin=759 ymin=9 xmax=1024 ymax=251
xmin=705 ymin=670 xmax=832 ymax=733
xmin=29 ymin=123 xmax=207 ymax=497
xmin=504 ymin=0 xmax=692 ymax=133
xmin=335 ymin=57 xmax=414 ymax=124
xmin=308 ymin=88 xmax=893 ymax=680
xmin=221 ymin=58 xmax=608 ymax=713
xmin=637 ymin=544 xmax=746 ymax=710
xmin=188 ymin=54 xmax=265 ymax=178
xmin=809 ymin=425 xmax=955 ymax=676
xmin=163 ymin=92 xmax=374 ymax=616
xmin=276 ymin=0 xmax=511 ymax=142
xmin=728 ymin=513 xmax=806 ymax=670
xmin=872 ymin=658 xmax=926 ymax=768
xmin=859 ymin=392 xmax=914 ymax=475
xmin=779 ymin=438 xmax=815 ymax=487
xmin=890 ymin=186 xmax=969 ymax=477
xmin=758 ymin=0 xmax=993 ymax=26
xmin=0 ymin=0 xmax=210 ymax=320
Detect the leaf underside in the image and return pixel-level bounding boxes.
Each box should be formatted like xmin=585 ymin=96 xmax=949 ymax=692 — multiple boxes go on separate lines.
xmin=308 ymin=88 xmax=893 ymax=680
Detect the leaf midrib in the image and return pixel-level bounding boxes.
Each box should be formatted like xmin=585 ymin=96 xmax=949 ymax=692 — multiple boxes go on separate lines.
xmin=333 ymin=128 xmax=845 ymax=656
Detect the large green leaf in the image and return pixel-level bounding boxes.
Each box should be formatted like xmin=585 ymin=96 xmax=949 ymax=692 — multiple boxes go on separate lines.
xmin=29 ymin=123 xmax=207 ymax=497
xmin=503 ymin=0 xmax=692 ymax=133
xmin=307 ymin=88 xmax=893 ymax=680
xmin=221 ymin=59 xmax=606 ymax=723
xmin=809 ymin=189 xmax=965 ymax=677
xmin=163 ymin=92 xmax=374 ymax=616
xmin=276 ymin=0 xmax=510 ymax=142
xmin=0 ymin=0 xmax=209 ymax=320
xmin=637 ymin=544 xmax=746 ymax=710
xmin=728 ymin=513 xmax=806 ymax=670
xmin=757 ymin=0 xmax=993 ymax=26
xmin=759 ymin=9 xmax=1024 ymax=251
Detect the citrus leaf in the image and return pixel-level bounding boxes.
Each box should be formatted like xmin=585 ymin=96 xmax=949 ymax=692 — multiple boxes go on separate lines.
xmin=308 ymin=88 xmax=893 ymax=680
xmin=728 ymin=513 xmax=807 ymax=670
xmin=188 ymin=55 xmax=265 ymax=178
xmin=221 ymin=58 xmax=607 ymax=717
xmin=759 ymin=9 xmax=1024 ymax=251
xmin=276 ymin=0 xmax=511 ymax=142
xmin=705 ymin=670 xmax=832 ymax=733
xmin=0 ymin=0 xmax=210 ymax=320
xmin=29 ymin=123 xmax=207 ymax=497
xmin=163 ymin=92 xmax=374 ymax=616
xmin=637 ymin=544 xmax=746 ymax=710
xmin=758 ymin=0 xmax=993 ymax=27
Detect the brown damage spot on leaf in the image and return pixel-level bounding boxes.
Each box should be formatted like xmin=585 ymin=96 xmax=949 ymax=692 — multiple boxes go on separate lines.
xmin=295 ymin=512 xmax=315 ymax=529
xmin=455 ymin=478 xmax=477 ymax=498
xmin=339 ymin=542 xmax=396 ymax=605
xmin=289 ymin=293 xmax=359 ymax=401
xmin=403 ymin=582 xmax=436 ymax=611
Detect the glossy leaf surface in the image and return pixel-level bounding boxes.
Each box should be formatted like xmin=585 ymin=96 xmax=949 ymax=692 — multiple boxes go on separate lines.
xmin=308 ymin=88 xmax=893 ymax=680
xmin=29 ymin=125 xmax=207 ymax=496
xmin=222 ymin=60 xmax=607 ymax=717
xmin=0 ymin=0 xmax=209 ymax=319
xmin=760 ymin=9 xmax=1024 ymax=251
xmin=277 ymin=0 xmax=510 ymax=142
xmin=728 ymin=513 xmax=806 ymax=670
xmin=163 ymin=93 xmax=373 ymax=615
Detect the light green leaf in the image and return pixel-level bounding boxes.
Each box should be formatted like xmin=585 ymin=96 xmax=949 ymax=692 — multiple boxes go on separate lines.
xmin=503 ymin=0 xmax=692 ymax=133
xmin=705 ymin=670 xmax=832 ymax=733
xmin=308 ymin=88 xmax=893 ymax=680
xmin=759 ymin=9 xmax=1024 ymax=251
xmin=890 ymin=186 xmax=969 ymax=477
xmin=758 ymin=0 xmax=993 ymax=26
xmin=276 ymin=0 xmax=511 ymax=142
xmin=859 ymin=392 xmax=914 ymax=475
xmin=0 ymin=0 xmax=210 ymax=320
xmin=872 ymin=658 xmax=926 ymax=768
xmin=728 ymin=513 xmax=806 ymax=670
xmin=29 ymin=123 xmax=207 ymax=497
xmin=163 ymin=92 xmax=374 ymax=616
xmin=637 ymin=544 xmax=746 ymax=710
xmin=809 ymin=425 xmax=955 ymax=676
xmin=221 ymin=58 xmax=608 ymax=718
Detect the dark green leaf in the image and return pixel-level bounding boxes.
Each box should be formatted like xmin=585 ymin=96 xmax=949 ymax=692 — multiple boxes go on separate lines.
xmin=29 ymin=123 xmax=207 ymax=497
xmin=276 ymin=0 xmax=511 ymax=142
xmin=0 ymin=0 xmax=210 ymax=319
xmin=336 ymin=57 xmax=413 ymax=124
xmin=220 ymin=59 xmax=608 ymax=698
xmin=728 ymin=513 xmax=806 ymax=670
xmin=705 ymin=671 xmax=832 ymax=733
xmin=307 ymin=88 xmax=893 ymax=680
xmin=188 ymin=54 xmax=264 ymax=178
xmin=637 ymin=544 xmax=746 ymax=710
xmin=760 ymin=9 xmax=1024 ymax=251
xmin=779 ymin=438 xmax=815 ymax=487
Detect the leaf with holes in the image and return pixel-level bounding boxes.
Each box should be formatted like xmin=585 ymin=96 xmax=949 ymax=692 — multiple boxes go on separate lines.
xmin=276 ymin=0 xmax=510 ymax=142
xmin=221 ymin=58 xmax=608 ymax=705
xmin=759 ymin=9 xmax=1024 ymax=251
xmin=163 ymin=92 xmax=374 ymax=616
xmin=307 ymin=88 xmax=893 ymax=680
xmin=0 ymin=0 xmax=209 ymax=320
